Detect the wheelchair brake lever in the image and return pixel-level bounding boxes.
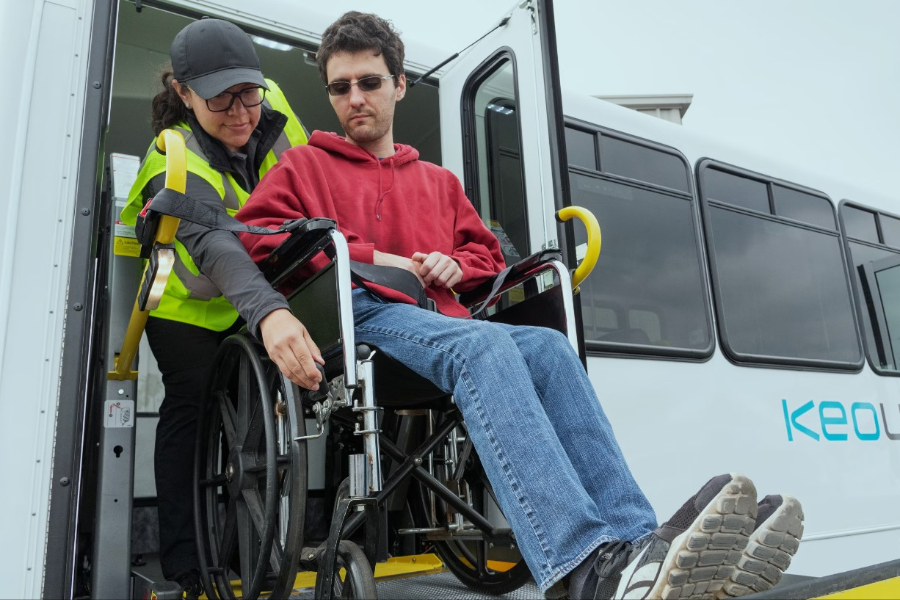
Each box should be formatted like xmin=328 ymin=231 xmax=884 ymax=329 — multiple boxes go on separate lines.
xmin=296 ymin=364 xmax=332 ymax=441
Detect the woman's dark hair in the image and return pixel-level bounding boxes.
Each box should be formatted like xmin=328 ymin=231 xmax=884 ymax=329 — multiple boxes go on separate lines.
xmin=150 ymin=70 xmax=190 ymax=135
xmin=316 ymin=12 xmax=405 ymax=84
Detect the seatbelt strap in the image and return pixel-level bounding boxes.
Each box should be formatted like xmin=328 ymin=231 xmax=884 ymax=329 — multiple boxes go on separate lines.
xmin=467 ymin=264 xmax=513 ymax=317
xmin=348 ymin=260 xmax=429 ymax=310
xmin=138 ymin=188 xmax=430 ymax=309
xmin=136 ymin=187 xmax=303 ymax=240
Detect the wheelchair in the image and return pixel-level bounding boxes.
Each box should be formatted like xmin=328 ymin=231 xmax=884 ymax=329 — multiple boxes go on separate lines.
xmin=191 ymin=215 xmax=598 ymax=600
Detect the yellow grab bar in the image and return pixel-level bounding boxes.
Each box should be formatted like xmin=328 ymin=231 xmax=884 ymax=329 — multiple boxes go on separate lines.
xmin=110 ymin=129 xmax=186 ymax=380
xmin=556 ymin=206 xmax=601 ymax=289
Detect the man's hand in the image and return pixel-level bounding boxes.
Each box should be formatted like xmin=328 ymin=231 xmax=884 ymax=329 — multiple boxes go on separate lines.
xmin=412 ymin=251 xmax=462 ymax=289
xmin=374 ymin=250 xmax=426 ymax=287
xmin=258 ymin=308 xmax=324 ymax=390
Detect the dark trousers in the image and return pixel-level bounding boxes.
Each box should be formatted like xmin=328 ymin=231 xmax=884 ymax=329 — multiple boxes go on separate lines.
xmin=145 ymin=316 xmax=242 ymax=579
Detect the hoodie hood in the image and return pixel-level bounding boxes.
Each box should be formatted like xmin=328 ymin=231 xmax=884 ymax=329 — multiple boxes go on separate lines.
xmin=308 ymin=130 xmax=419 ymax=220
xmin=308 ymin=130 xmax=419 ymax=166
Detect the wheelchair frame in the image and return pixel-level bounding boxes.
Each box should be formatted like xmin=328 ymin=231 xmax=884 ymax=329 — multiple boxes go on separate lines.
xmin=195 ymin=219 xmax=582 ymax=599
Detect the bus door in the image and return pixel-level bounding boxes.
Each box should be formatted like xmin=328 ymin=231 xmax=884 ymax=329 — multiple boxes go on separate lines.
xmin=438 ymin=0 xmax=570 ymax=268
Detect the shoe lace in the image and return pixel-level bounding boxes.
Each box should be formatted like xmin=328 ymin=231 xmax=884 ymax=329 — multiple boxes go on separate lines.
xmin=593 ymin=539 xmax=634 ymax=579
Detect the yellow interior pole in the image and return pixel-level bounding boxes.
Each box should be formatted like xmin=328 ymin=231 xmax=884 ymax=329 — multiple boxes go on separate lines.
xmin=556 ymin=205 xmax=601 ymax=289
xmin=110 ymin=129 xmax=186 ymax=379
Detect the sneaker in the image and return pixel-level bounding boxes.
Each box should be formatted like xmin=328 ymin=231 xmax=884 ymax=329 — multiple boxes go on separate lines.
xmin=715 ymin=494 xmax=804 ymax=598
xmin=613 ymin=473 xmax=757 ymax=600
xmin=172 ymin=569 xmax=204 ymax=600
xmin=567 ymin=539 xmax=640 ymax=599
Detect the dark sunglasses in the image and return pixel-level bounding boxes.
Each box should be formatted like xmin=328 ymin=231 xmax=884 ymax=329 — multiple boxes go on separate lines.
xmin=325 ymin=74 xmax=396 ymax=97
xmin=205 ymin=86 xmax=267 ymax=112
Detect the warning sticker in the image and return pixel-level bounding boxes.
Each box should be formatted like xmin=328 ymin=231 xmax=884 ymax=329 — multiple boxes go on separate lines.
xmin=114 ymin=236 xmax=142 ymax=257
xmin=104 ymin=400 xmax=134 ymax=428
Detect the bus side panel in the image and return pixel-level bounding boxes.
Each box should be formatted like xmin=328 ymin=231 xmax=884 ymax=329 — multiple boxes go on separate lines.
xmin=0 ymin=0 xmax=101 ymax=597
xmin=589 ymin=354 xmax=900 ymax=577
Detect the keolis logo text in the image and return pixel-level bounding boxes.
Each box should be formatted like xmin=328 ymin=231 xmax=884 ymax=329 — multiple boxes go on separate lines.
xmin=782 ymin=400 xmax=900 ymax=442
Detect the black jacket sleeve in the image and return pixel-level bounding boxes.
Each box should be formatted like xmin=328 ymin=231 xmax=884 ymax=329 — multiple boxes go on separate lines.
xmin=145 ymin=172 xmax=290 ymax=337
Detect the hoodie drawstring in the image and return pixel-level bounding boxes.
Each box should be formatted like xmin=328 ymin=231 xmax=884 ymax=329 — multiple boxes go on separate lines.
xmin=375 ymin=159 xmax=395 ymax=221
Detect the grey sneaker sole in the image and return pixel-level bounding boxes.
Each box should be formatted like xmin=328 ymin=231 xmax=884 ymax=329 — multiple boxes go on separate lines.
xmin=715 ymin=495 xmax=804 ymax=599
xmin=643 ymin=474 xmax=757 ymax=600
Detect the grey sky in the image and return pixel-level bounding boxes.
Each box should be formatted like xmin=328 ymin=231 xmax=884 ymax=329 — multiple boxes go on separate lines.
xmin=313 ymin=1 xmax=899 ymax=201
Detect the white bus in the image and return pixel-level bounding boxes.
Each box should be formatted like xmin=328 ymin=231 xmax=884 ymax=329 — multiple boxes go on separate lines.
xmin=2 ymin=0 xmax=898 ymax=598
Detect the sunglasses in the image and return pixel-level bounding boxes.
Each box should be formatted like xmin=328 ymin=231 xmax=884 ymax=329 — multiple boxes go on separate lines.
xmin=325 ymin=74 xmax=396 ymax=97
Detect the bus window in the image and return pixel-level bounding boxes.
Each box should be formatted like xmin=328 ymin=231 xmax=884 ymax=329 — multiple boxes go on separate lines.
xmin=773 ymin=184 xmax=836 ymax=230
xmin=566 ymin=125 xmax=712 ymax=358
xmin=842 ymin=204 xmax=880 ymax=244
xmin=565 ymin=126 xmax=597 ymax=171
xmin=859 ymin=256 xmax=900 ymax=371
xmin=841 ymin=202 xmax=900 ymax=375
xmin=463 ymin=53 xmax=528 ymax=263
xmin=598 ymin=135 xmax=689 ymax=193
xmin=699 ymin=161 xmax=861 ymax=369
xmin=881 ymin=214 xmax=900 ymax=248
xmin=702 ymin=168 xmax=769 ymax=214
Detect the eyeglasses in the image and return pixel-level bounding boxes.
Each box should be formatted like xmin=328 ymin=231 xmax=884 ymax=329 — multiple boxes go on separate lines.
xmin=204 ymin=86 xmax=267 ymax=112
xmin=325 ymin=75 xmax=396 ymax=97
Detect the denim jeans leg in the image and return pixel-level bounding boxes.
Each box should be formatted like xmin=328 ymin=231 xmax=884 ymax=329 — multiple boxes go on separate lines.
xmin=497 ymin=324 xmax=657 ymax=544
xmin=352 ymin=290 xmax=618 ymax=590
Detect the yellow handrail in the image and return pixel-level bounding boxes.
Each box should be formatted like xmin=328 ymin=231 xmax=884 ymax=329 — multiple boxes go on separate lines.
xmin=110 ymin=129 xmax=186 ymax=380
xmin=556 ymin=206 xmax=601 ymax=289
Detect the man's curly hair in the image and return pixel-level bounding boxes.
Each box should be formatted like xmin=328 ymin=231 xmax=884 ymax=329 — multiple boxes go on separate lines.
xmin=317 ymin=11 xmax=405 ymax=85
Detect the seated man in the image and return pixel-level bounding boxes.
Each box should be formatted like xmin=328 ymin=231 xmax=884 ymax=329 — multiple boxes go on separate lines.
xmin=236 ymin=11 xmax=803 ymax=600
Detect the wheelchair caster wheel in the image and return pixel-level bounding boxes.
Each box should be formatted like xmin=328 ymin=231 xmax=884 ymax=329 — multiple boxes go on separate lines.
xmin=315 ymin=540 xmax=377 ymax=600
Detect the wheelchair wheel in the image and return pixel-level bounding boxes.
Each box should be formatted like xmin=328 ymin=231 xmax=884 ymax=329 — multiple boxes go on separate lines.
xmin=194 ymin=333 xmax=307 ymax=600
xmin=415 ymin=420 xmax=531 ymax=595
xmin=316 ymin=540 xmax=377 ymax=600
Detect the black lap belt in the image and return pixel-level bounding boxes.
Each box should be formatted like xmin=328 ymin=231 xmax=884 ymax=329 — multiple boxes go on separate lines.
xmin=348 ymin=260 xmax=429 ymax=310
xmin=135 ymin=188 xmax=430 ymax=309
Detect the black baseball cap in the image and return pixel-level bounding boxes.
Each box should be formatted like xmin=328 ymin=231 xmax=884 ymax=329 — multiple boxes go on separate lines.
xmin=170 ymin=18 xmax=268 ymax=99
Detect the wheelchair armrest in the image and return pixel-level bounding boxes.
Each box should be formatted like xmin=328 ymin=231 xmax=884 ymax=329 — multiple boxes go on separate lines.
xmin=259 ymin=217 xmax=338 ymax=286
xmin=457 ymin=249 xmax=563 ymax=309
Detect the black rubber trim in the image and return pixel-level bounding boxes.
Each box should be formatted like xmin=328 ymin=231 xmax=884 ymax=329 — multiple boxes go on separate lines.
xmin=748 ymin=559 xmax=900 ymax=599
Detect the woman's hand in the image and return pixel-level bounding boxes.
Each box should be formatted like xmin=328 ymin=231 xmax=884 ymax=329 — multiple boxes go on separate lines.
xmin=258 ymin=308 xmax=324 ymax=390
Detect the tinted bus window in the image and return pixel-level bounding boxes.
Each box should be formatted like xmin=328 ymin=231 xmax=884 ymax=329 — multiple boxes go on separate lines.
xmin=707 ymin=207 xmax=859 ymax=364
xmin=881 ymin=215 xmax=900 ymax=249
xmin=842 ymin=205 xmax=879 ymax=244
xmin=565 ymin=127 xmax=596 ymax=171
xmin=599 ymin=135 xmax=689 ymax=192
xmin=702 ymin=168 xmax=769 ymax=214
xmin=700 ymin=162 xmax=860 ymax=369
xmin=565 ymin=125 xmax=711 ymax=358
xmin=773 ymin=185 xmax=836 ymax=230
xmin=874 ymin=262 xmax=900 ymax=370
xmin=842 ymin=202 xmax=900 ymax=375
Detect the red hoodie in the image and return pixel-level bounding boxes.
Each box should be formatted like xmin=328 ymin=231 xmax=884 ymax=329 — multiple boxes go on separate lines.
xmin=237 ymin=131 xmax=505 ymax=317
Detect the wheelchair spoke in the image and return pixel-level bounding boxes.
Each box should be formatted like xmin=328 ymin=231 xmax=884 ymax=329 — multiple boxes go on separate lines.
xmin=217 ymin=497 xmax=238 ymax=569
xmin=268 ymin=529 xmax=285 ymax=575
xmin=241 ymin=487 xmax=269 ymax=539
xmin=236 ymin=370 xmax=265 ymax=451
xmin=217 ymin=391 xmax=237 ymax=448
xmin=236 ymin=501 xmax=256 ymax=598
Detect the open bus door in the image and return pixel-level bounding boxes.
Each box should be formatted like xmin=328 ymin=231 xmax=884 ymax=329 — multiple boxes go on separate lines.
xmin=437 ymin=0 xmax=578 ymax=319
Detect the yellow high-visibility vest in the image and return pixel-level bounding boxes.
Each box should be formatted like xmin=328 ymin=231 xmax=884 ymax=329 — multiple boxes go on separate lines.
xmin=121 ymin=79 xmax=307 ymax=331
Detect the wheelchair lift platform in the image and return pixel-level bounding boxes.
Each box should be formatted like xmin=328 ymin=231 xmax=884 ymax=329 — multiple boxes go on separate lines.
xmin=132 ymin=554 xmax=900 ymax=600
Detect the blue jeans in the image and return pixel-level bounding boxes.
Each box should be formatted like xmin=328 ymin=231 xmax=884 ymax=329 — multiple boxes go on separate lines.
xmin=352 ymin=289 xmax=657 ymax=591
